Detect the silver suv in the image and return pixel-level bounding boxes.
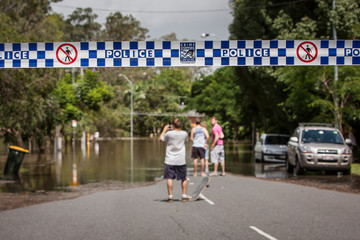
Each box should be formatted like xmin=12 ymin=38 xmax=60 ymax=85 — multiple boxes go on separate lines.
xmin=287 ymin=123 xmax=352 ymax=175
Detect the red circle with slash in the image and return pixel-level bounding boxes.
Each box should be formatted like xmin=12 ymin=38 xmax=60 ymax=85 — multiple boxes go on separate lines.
xmin=56 ymin=43 xmax=78 ymax=65
xmin=297 ymin=41 xmax=318 ymax=63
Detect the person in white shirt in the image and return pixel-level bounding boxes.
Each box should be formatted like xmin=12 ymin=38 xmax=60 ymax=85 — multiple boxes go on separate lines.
xmin=159 ymin=118 xmax=190 ymax=202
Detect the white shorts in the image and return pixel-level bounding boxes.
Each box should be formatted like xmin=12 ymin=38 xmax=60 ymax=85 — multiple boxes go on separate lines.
xmin=211 ymin=145 xmax=225 ymax=163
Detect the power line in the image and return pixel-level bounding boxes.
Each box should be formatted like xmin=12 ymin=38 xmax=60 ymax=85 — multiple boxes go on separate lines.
xmin=54 ymin=5 xmax=230 ymax=14
xmin=53 ymin=0 xmax=310 ymax=15
xmin=239 ymin=0 xmax=311 ymax=9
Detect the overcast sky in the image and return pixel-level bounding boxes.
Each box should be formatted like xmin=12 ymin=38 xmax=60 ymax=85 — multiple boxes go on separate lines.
xmin=51 ymin=0 xmax=233 ymax=41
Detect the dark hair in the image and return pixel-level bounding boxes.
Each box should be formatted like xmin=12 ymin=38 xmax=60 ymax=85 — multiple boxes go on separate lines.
xmin=195 ymin=117 xmax=201 ymax=125
xmin=173 ymin=118 xmax=182 ymax=129
xmin=211 ymin=116 xmax=218 ymax=121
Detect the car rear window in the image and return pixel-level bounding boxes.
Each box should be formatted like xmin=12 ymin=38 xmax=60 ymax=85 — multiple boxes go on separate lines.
xmin=265 ymin=136 xmax=289 ymax=145
xmin=301 ymin=129 xmax=344 ymax=144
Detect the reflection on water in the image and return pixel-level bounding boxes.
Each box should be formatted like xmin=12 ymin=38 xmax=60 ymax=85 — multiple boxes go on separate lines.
xmin=254 ymin=163 xmax=287 ymax=179
xmin=0 ymin=139 xmax=360 ymax=193
xmin=0 ymin=139 xmax=169 ymax=193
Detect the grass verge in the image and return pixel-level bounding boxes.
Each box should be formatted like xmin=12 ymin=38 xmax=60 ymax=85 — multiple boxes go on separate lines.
xmin=351 ymin=163 xmax=360 ymax=175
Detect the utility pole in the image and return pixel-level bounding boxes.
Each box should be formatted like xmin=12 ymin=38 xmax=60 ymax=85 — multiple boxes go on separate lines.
xmin=119 ymin=74 xmax=134 ymax=183
xmin=333 ymin=0 xmax=340 ymax=130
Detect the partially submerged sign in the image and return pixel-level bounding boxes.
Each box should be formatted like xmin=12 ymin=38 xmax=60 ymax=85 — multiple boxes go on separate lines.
xmin=0 ymin=40 xmax=359 ymax=68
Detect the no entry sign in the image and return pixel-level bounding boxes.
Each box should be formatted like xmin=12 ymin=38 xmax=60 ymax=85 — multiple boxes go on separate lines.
xmin=0 ymin=40 xmax=359 ymax=68
xmin=297 ymin=41 xmax=318 ymax=63
xmin=56 ymin=43 xmax=78 ymax=65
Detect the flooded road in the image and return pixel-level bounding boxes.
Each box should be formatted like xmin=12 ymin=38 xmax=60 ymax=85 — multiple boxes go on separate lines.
xmin=0 ymin=139 xmax=360 ymax=193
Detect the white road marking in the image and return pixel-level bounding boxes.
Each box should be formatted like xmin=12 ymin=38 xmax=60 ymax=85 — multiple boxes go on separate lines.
xmin=249 ymin=226 xmax=278 ymax=240
xmin=199 ymin=193 xmax=215 ymax=205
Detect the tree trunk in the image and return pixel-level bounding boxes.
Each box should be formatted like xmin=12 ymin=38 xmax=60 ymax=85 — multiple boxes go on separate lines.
xmin=233 ymin=124 xmax=239 ymax=140
xmin=252 ymin=119 xmax=257 ymax=148
xmin=14 ymin=130 xmax=23 ymax=147
xmin=45 ymin=136 xmax=52 ymax=154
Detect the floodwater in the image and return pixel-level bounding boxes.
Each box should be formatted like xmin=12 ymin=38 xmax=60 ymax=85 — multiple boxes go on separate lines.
xmin=0 ymin=139 xmax=360 ymax=193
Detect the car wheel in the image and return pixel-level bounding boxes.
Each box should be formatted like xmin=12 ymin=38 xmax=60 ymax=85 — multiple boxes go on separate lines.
xmin=295 ymin=158 xmax=304 ymax=175
xmin=286 ymin=159 xmax=293 ymax=173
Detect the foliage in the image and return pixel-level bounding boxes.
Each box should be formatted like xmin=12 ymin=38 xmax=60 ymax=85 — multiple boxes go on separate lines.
xmin=53 ymin=69 xmax=114 ymax=126
xmin=0 ymin=1 xmax=195 ymax=147
xmin=133 ymin=68 xmax=192 ymax=136
xmin=228 ymin=0 xmax=360 ymax=144
xmin=3 ymin=0 xmax=360 ymax=153
xmin=101 ymin=12 xmax=148 ymax=41
xmin=0 ymin=1 xmax=64 ymax=149
xmin=0 ymin=1 xmax=152 ymax=148
xmin=189 ymin=67 xmax=244 ymax=138
xmin=153 ymin=68 xmax=192 ymax=103
xmin=63 ymin=8 xmax=101 ymax=41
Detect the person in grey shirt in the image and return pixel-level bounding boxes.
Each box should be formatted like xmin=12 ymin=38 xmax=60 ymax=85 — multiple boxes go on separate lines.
xmin=190 ymin=118 xmax=209 ymax=176
xmin=159 ymin=118 xmax=190 ymax=202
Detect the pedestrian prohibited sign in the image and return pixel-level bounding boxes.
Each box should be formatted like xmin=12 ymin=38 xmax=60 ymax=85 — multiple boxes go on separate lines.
xmin=297 ymin=41 xmax=318 ymax=63
xmin=56 ymin=43 xmax=78 ymax=65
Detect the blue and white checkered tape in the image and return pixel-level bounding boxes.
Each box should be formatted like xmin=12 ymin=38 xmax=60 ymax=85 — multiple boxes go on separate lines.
xmin=0 ymin=40 xmax=359 ymax=68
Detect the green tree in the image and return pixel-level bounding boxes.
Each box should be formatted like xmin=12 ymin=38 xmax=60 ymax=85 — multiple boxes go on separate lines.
xmin=273 ymin=0 xmax=360 ymax=133
xmin=131 ymin=68 xmax=192 ymax=136
xmin=229 ymin=0 xmax=360 ymax=139
xmin=0 ymin=0 xmax=64 ymax=149
xmin=53 ymin=70 xmax=114 ymax=124
xmin=189 ymin=67 xmax=244 ymax=139
xmin=153 ymin=68 xmax=192 ymax=104
xmin=63 ymin=8 xmax=101 ymax=41
xmin=0 ymin=1 xmax=156 ymax=148
xmin=101 ymin=12 xmax=148 ymax=41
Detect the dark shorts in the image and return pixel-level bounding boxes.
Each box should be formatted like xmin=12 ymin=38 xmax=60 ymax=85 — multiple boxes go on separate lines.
xmin=164 ymin=164 xmax=187 ymax=180
xmin=191 ymin=147 xmax=205 ymax=159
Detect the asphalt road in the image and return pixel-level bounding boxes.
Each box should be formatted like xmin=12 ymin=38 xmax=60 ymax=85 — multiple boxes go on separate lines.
xmin=1 ymin=174 xmax=360 ymax=240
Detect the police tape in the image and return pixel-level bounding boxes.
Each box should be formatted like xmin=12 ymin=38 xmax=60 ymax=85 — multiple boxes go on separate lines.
xmin=0 ymin=40 xmax=359 ymax=68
